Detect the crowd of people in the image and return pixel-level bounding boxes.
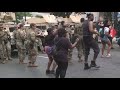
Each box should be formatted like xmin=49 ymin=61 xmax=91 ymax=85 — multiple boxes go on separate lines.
xmin=0 ymin=13 xmax=119 ymax=78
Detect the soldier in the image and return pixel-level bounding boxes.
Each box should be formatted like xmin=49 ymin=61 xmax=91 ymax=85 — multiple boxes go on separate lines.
xmin=74 ymin=18 xmax=85 ymax=62
xmin=15 ymin=24 xmax=27 ymax=64
xmin=0 ymin=24 xmax=6 ymax=64
xmin=67 ymin=24 xmax=75 ymax=63
xmin=3 ymin=26 xmax=12 ymax=61
xmin=27 ymin=23 xmax=38 ymax=67
xmin=35 ymin=28 xmax=44 ymax=54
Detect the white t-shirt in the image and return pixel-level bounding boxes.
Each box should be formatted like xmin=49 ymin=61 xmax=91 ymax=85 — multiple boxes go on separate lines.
xmin=104 ymin=27 xmax=110 ymax=34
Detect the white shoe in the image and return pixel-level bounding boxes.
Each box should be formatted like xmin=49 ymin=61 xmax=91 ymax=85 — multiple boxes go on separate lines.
xmin=106 ymin=54 xmax=111 ymax=57
xmin=101 ymin=55 xmax=105 ymax=58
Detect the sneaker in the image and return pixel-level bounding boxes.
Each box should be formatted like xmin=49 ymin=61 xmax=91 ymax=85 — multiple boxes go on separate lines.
xmin=106 ymin=54 xmax=111 ymax=57
xmin=1 ymin=60 xmax=6 ymax=64
xmin=90 ymin=61 xmax=100 ymax=69
xmin=8 ymin=58 xmax=12 ymax=61
xmin=111 ymin=47 xmax=114 ymax=49
xmin=78 ymin=59 xmax=83 ymax=62
xmin=84 ymin=63 xmax=90 ymax=70
xmin=50 ymin=70 xmax=55 ymax=74
xmin=101 ymin=55 xmax=106 ymax=58
xmin=46 ymin=70 xmax=51 ymax=74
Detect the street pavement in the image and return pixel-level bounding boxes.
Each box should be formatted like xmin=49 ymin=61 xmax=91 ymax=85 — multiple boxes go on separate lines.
xmin=0 ymin=43 xmax=120 ymax=78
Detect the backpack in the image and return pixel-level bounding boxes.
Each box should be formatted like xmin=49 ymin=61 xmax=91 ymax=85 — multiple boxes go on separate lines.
xmin=99 ymin=27 xmax=104 ymax=38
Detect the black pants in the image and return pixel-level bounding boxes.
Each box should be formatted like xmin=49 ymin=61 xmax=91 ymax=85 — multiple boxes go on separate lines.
xmin=83 ymin=37 xmax=100 ymax=63
xmin=55 ymin=61 xmax=68 ymax=78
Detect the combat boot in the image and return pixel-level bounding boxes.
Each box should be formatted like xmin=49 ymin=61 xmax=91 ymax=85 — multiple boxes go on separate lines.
xmin=8 ymin=57 xmax=12 ymax=61
xmin=84 ymin=63 xmax=90 ymax=70
xmin=90 ymin=61 xmax=100 ymax=69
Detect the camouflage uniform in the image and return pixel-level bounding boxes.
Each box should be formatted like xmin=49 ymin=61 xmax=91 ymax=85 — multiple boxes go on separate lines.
xmin=67 ymin=27 xmax=75 ymax=61
xmin=0 ymin=27 xmax=6 ymax=63
xmin=74 ymin=23 xmax=85 ymax=61
xmin=27 ymin=29 xmax=38 ymax=65
xmin=14 ymin=28 xmax=26 ymax=63
xmin=3 ymin=28 xmax=12 ymax=61
xmin=35 ymin=28 xmax=44 ymax=54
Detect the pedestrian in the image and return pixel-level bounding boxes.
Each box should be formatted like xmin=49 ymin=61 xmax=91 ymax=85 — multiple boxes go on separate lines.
xmin=58 ymin=21 xmax=65 ymax=29
xmin=83 ymin=13 xmax=100 ymax=70
xmin=44 ymin=28 xmax=57 ymax=74
xmin=16 ymin=24 xmax=27 ymax=64
xmin=117 ymin=37 xmax=120 ymax=47
xmin=0 ymin=24 xmax=6 ymax=64
xmin=74 ymin=18 xmax=85 ymax=62
xmin=3 ymin=27 xmax=12 ymax=61
xmin=66 ymin=24 xmax=74 ymax=63
xmin=27 ymin=23 xmax=38 ymax=67
xmin=100 ymin=20 xmax=112 ymax=58
xmin=109 ymin=25 xmax=116 ymax=49
xmin=53 ymin=28 xmax=79 ymax=78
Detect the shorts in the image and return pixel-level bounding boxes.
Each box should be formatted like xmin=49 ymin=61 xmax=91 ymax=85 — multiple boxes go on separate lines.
xmin=44 ymin=46 xmax=52 ymax=56
xmin=101 ymin=35 xmax=109 ymax=44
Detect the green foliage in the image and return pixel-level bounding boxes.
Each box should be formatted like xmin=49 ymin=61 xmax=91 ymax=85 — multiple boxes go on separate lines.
xmin=50 ymin=12 xmax=72 ymax=18
xmin=15 ymin=12 xmax=32 ymax=20
xmin=14 ymin=12 xmax=32 ymax=24
xmin=35 ymin=15 xmax=43 ymax=18
xmin=103 ymin=12 xmax=112 ymax=21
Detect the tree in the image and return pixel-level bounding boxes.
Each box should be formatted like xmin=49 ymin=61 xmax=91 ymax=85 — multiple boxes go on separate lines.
xmin=50 ymin=12 xmax=86 ymax=18
xmin=50 ymin=12 xmax=72 ymax=18
xmin=103 ymin=12 xmax=112 ymax=21
xmin=35 ymin=15 xmax=43 ymax=18
xmin=15 ymin=12 xmax=32 ymax=23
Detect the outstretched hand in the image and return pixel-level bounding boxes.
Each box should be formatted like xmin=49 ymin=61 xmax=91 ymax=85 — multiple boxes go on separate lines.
xmin=75 ymin=38 xmax=79 ymax=42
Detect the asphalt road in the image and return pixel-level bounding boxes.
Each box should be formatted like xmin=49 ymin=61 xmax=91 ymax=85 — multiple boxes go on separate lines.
xmin=0 ymin=43 xmax=120 ymax=78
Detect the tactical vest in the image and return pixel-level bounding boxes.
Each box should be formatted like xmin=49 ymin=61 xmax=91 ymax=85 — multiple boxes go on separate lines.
xmin=28 ymin=29 xmax=36 ymax=42
xmin=3 ymin=29 xmax=11 ymax=41
xmin=15 ymin=29 xmax=26 ymax=42
xmin=74 ymin=24 xmax=83 ymax=36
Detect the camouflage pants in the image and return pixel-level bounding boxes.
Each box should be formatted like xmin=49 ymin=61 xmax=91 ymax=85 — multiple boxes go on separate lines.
xmin=24 ymin=40 xmax=29 ymax=54
xmin=37 ymin=38 xmax=44 ymax=52
xmin=28 ymin=43 xmax=37 ymax=64
xmin=0 ymin=42 xmax=6 ymax=62
xmin=68 ymin=38 xmax=85 ymax=61
xmin=4 ymin=41 xmax=11 ymax=60
xmin=16 ymin=41 xmax=26 ymax=61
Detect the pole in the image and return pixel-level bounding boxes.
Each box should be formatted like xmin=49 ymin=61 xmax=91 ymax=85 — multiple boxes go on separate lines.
xmin=15 ymin=12 xmax=18 ymax=24
xmin=24 ymin=12 xmax=26 ymax=21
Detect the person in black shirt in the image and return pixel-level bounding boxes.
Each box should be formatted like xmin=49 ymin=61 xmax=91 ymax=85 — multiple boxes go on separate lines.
xmin=54 ymin=28 xmax=79 ymax=78
xmin=44 ymin=28 xmax=57 ymax=74
xmin=83 ymin=13 xmax=100 ymax=70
